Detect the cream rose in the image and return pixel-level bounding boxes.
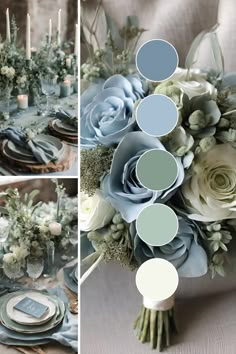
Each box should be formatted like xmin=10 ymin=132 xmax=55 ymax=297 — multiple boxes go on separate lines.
xmin=170 ymin=67 xmax=217 ymax=99
xmin=3 ymin=253 xmax=15 ymax=264
xmin=182 ymin=144 xmax=236 ymax=221
xmin=80 ymin=190 xmax=115 ymax=231
xmin=49 ymin=222 xmax=62 ymax=236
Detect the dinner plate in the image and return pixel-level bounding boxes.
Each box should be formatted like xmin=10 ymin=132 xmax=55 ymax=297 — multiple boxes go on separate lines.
xmin=6 ymin=292 xmax=56 ymax=326
xmin=56 ymin=119 xmax=78 ymax=133
xmin=7 ymin=141 xmax=32 ymax=158
xmin=52 ymin=120 xmax=78 ymax=136
xmin=0 ymin=292 xmax=65 ymax=334
xmin=2 ymin=135 xmax=65 ymax=165
xmin=74 ymin=266 xmax=78 ymax=281
xmin=64 ymin=266 xmax=78 ymax=294
xmin=4 ymin=144 xmax=37 ymax=164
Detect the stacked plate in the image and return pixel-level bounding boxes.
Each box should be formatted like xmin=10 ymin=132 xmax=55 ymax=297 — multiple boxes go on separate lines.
xmin=64 ymin=265 xmax=78 ymax=294
xmin=49 ymin=119 xmax=78 ymax=144
xmin=0 ymin=290 xmax=65 ymax=344
xmin=1 ymin=134 xmax=65 ymax=165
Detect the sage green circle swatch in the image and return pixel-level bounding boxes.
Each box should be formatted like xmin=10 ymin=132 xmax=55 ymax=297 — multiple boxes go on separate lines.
xmin=136 ymin=39 xmax=178 ymax=81
xmin=136 ymin=149 xmax=178 ymax=191
xmin=136 ymin=204 xmax=179 ymax=246
xmin=136 ymin=94 xmax=178 ymax=137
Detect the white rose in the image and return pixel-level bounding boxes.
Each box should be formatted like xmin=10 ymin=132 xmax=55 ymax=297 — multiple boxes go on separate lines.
xmin=49 ymin=222 xmax=62 ymax=236
xmin=170 ymin=67 xmax=207 ymax=81
xmin=170 ymin=67 xmax=217 ymax=99
xmin=80 ymin=190 xmax=115 ymax=231
xmin=1 ymin=66 xmax=8 ymax=76
xmin=6 ymin=67 xmax=15 ymax=79
xmin=3 ymin=253 xmax=15 ymax=264
xmin=182 ymin=144 xmax=236 ymax=222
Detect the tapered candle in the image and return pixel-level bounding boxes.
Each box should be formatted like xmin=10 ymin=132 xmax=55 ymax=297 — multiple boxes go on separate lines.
xmin=49 ymin=19 xmax=52 ymax=43
xmin=48 ymin=18 xmax=52 ymax=43
xmin=6 ymin=8 xmax=11 ymax=42
xmin=74 ymin=24 xmax=78 ymax=56
xmin=26 ymin=14 xmax=31 ymax=60
xmin=57 ymin=9 xmax=61 ymax=45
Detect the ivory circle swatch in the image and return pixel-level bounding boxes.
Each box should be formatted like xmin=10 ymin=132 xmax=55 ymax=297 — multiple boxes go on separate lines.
xmin=136 ymin=39 xmax=178 ymax=81
xmin=136 ymin=204 xmax=179 ymax=246
xmin=136 ymin=94 xmax=178 ymax=137
xmin=136 ymin=149 xmax=178 ymax=191
xmin=135 ymin=259 xmax=179 ymax=301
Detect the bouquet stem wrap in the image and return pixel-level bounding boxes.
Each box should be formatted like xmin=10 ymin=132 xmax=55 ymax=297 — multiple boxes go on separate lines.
xmin=134 ymin=295 xmax=177 ymax=351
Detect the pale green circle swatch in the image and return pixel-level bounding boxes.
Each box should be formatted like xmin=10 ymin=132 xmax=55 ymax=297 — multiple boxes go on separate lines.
xmin=136 ymin=149 xmax=178 ymax=191
xmin=136 ymin=95 xmax=178 ymax=137
xmin=136 ymin=204 xmax=179 ymax=246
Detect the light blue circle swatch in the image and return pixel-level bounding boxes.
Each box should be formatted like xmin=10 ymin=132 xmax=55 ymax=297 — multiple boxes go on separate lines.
xmin=136 ymin=94 xmax=178 ymax=137
xmin=136 ymin=149 xmax=178 ymax=191
xmin=136 ymin=39 xmax=178 ymax=81
xmin=136 ymin=204 xmax=179 ymax=247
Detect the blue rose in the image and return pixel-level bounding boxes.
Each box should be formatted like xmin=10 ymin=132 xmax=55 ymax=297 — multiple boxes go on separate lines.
xmin=130 ymin=216 xmax=208 ymax=277
xmin=81 ymin=74 xmax=145 ymax=148
xmin=101 ymin=131 xmax=185 ymax=222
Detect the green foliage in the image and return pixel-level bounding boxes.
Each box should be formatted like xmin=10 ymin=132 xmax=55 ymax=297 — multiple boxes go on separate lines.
xmin=81 ymin=145 xmax=114 ymax=196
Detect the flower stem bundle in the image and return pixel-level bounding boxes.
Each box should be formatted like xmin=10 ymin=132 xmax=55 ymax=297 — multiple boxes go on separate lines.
xmin=134 ymin=305 xmax=177 ymax=351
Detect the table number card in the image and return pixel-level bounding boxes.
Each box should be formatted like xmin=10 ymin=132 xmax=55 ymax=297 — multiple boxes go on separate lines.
xmin=14 ymin=297 xmax=49 ymax=319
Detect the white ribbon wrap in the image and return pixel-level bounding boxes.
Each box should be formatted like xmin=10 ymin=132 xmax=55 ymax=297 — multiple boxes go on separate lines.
xmin=143 ymin=294 xmax=175 ymax=311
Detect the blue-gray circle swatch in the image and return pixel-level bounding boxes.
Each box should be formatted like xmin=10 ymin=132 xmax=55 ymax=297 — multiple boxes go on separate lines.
xmin=136 ymin=94 xmax=178 ymax=137
xmin=136 ymin=39 xmax=178 ymax=81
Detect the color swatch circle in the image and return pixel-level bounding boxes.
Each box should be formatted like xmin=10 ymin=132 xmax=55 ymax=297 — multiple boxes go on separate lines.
xmin=136 ymin=204 xmax=179 ymax=246
xmin=136 ymin=39 xmax=178 ymax=81
xmin=136 ymin=149 xmax=178 ymax=191
xmin=135 ymin=258 xmax=179 ymax=301
xmin=136 ymin=94 xmax=178 ymax=137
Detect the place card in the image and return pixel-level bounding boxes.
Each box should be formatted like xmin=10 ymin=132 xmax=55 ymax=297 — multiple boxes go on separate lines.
xmin=14 ymin=296 xmax=49 ymax=319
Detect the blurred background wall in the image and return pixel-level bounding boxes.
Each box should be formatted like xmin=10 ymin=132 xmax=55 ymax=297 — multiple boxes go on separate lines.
xmin=81 ymin=0 xmax=236 ymax=71
xmin=0 ymin=0 xmax=78 ymax=46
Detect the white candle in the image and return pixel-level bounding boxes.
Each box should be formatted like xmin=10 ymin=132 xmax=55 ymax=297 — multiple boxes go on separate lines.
xmin=49 ymin=19 xmax=52 ymax=43
xmin=74 ymin=24 xmax=78 ymax=56
xmin=6 ymin=8 xmax=11 ymax=42
xmin=66 ymin=57 xmax=72 ymax=68
xmin=17 ymin=95 xmax=28 ymax=110
xmin=26 ymin=14 xmax=31 ymax=60
xmin=57 ymin=9 xmax=61 ymax=46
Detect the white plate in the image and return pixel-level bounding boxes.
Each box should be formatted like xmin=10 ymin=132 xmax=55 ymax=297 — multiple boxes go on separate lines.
xmin=6 ymin=292 xmax=56 ymax=326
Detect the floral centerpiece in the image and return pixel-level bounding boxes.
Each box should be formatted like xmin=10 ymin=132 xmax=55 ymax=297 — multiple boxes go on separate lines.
xmin=0 ymin=179 xmax=77 ymax=280
xmin=81 ymin=2 xmax=236 ymax=351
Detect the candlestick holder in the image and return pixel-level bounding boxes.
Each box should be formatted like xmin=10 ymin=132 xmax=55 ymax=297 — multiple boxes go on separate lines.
xmin=26 ymin=59 xmax=32 ymax=69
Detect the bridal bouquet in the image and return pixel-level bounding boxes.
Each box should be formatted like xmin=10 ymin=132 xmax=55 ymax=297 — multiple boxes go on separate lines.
xmin=81 ymin=3 xmax=236 ymax=351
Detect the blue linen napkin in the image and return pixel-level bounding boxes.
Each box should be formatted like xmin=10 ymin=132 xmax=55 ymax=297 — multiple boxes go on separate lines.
xmin=0 ymin=127 xmax=59 ymax=164
xmin=0 ymin=286 xmax=78 ymax=352
xmin=51 ymin=109 xmax=78 ymax=129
